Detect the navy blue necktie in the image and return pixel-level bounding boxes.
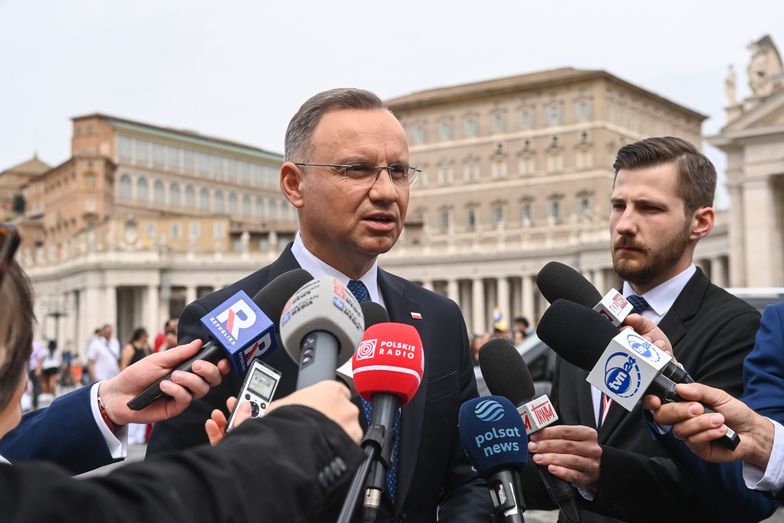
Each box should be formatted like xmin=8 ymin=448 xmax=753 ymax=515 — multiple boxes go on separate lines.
xmin=626 ymin=294 xmax=650 ymax=315
xmin=347 ymin=280 xmax=401 ymax=504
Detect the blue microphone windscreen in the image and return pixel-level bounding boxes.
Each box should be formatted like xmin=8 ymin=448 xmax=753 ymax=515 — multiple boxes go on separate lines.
xmin=458 ymin=396 xmax=528 ymax=477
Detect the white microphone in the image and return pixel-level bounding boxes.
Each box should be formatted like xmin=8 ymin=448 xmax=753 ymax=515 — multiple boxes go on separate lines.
xmin=279 ymin=277 xmax=365 ymax=389
xmin=519 ymin=395 xmax=559 ymax=435
xmin=592 ymin=288 xmax=633 ymax=327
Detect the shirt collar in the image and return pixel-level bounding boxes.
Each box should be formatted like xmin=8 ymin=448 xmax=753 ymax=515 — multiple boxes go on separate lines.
xmin=291 ymin=232 xmax=384 ymax=306
xmin=623 ymin=264 xmax=696 ymax=322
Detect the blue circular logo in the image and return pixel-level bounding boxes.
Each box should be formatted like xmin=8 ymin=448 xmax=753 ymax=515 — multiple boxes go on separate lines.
xmin=604 ymin=352 xmax=642 ymax=398
xmin=626 ymin=333 xmax=660 ymax=362
xmin=474 ymin=399 xmax=505 ymax=422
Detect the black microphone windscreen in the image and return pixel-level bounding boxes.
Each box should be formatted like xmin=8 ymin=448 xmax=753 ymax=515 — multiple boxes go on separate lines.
xmin=479 ymin=339 xmax=535 ymax=405
xmin=536 ymin=261 xmax=602 ymax=307
xmin=536 ymin=299 xmax=618 ymax=370
xmin=252 ymin=269 xmax=313 ymax=326
xmin=361 ymin=301 xmax=389 ymax=329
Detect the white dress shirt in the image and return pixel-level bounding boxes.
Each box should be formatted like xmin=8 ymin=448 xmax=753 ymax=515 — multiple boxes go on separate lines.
xmin=743 ymin=418 xmax=784 ymax=493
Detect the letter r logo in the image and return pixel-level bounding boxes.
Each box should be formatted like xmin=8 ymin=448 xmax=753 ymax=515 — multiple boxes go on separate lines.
xmin=217 ymin=299 xmax=257 ymax=338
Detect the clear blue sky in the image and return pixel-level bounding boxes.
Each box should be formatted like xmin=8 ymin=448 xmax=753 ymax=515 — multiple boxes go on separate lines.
xmin=2 ymin=0 xmax=782 ymax=207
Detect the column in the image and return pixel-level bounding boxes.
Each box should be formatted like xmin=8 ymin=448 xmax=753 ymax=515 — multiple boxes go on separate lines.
xmin=421 ymin=280 xmax=434 ymax=292
xmin=727 ymin=185 xmax=746 ymax=287
xmin=711 ymin=257 xmax=727 ymax=288
xmin=146 ymin=285 xmax=160 ymax=334
xmin=447 ymin=279 xmax=460 ymax=305
xmin=104 ymin=285 xmax=117 ymax=329
xmin=497 ymin=277 xmax=510 ymax=324
xmin=521 ymin=275 xmax=535 ymax=323
xmin=742 ymin=178 xmax=780 ymax=286
xmin=592 ymin=268 xmax=606 ymax=294
xmin=185 ymin=285 xmax=198 ymax=306
xmin=472 ymin=278 xmax=485 ymax=335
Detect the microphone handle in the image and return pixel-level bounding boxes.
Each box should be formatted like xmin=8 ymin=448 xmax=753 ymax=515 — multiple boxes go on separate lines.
xmin=296 ymin=331 xmax=339 ymax=389
xmin=362 ymin=393 xmax=398 ymax=521
xmin=536 ymin=463 xmax=581 ymax=522
xmin=127 ymin=340 xmax=223 ymax=410
xmin=487 ymin=469 xmax=525 ymax=523
xmin=651 ymin=374 xmax=740 ymax=451
xmin=362 ymin=460 xmax=384 ymax=523
xmin=337 ymin=446 xmax=376 ymax=523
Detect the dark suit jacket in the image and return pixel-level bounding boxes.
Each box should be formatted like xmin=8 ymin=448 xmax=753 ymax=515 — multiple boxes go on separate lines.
xmin=651 ymin=302 xmax=784 ymax=522
xmin=147 ymin=244 xmax=491 ymax=522
xmin=0 ymin=385 xmax=117 ymax=475
xmin=1 ymin=405 xmax=364 ymax=523
xmin=522 ymin=268 xmax=761 ymax=523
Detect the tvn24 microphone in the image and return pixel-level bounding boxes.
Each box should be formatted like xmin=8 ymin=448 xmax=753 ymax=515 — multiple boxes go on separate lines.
xmin=280 ymin=276 xmax=364 ymax=389
xmin=536 ymin=261 xmax=694 ymax=385
xmin=537 ymin=299 xmax=739 ymax=450
xmin=479 ymin=339 xmax=581 ymax=523
xmin=128 ymin=268 xmax=312 ymax=410
xmin=459 ymin=396 xmax=528 ymax=523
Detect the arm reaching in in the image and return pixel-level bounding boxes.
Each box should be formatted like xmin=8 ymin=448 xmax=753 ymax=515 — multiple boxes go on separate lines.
xmin=205 ymin=381 xmax=362 ymax=446
xmin=643 ymin=383 xmax=775 ymax=469
xmin=100 ymin=340 xmax=231 ymax=426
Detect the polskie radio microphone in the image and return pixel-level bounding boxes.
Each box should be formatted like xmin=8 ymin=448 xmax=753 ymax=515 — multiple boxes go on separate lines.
xmin=537 ymin=299 xmax=740 ymax=450
xmin=459 ymin=396 xmax=528 ymax=523
xmin=280 ymin=276 xmax=365 ymax=389
xmin=128 ymin=268 xmax=313 ymax=410
xmin=336 ymin=301 xmax=391 ymax=396
xmin=338 ymin=322 xmax=424 ymax=523
xmin=536 ymin=261 xmax=693 ymax=385
xmin=355 ymin=323 xmax=424 ymax=523
xmin=479 ymin=339 xmax=581 ymax=523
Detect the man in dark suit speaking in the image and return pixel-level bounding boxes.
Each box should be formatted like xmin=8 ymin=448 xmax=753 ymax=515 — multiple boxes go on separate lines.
xmin=147 ymin=88 xmax=490 ymax=522
xmin=523 ymin=137 xmax=760 ymax=522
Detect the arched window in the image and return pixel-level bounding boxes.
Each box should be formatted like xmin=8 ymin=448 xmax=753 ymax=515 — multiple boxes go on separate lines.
xmin=136 ymin=177 xmax=149 ymax=201
xmin=200 ymin=187 xmax=210 ymax=210
xmin=255 ymin=196 xmax=263 ymax=218
xmin=154 ymin=180 xmax=165 ymax=204
xmin=118 ymin=174 xmax=132 ymax=199
xmin=268 ymin=197 xmax=277 ymax=220
xmin=242 ymin=194 xmax=251 ymax=216
xmin=214 ymin=190 xmax=224 ymax=213
xmin=185 ymin=185 xmax=195 ymax=208
xmin=170 ymin=183 xmax=181 ymax=207
xmin=228 ymin=192 xmax=238 ymax=214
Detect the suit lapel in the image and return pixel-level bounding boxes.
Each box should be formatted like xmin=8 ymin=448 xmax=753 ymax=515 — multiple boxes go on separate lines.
xmin=377 ymin=270 xmax=425 ymax=510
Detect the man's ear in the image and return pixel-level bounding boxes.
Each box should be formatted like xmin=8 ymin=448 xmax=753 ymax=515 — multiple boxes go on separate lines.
xmin=690 ymin=206 xmax=714 ymax=240
xmin=280 ymin=162 xmax=304 ymax=208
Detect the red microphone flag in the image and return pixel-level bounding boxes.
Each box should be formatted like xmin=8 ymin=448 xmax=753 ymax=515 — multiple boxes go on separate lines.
xmin=352 ymin=323 xmax=424 ymax=407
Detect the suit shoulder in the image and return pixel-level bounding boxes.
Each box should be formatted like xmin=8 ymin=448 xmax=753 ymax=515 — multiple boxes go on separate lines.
xmin=188 ymin=265 xmax=275 ymax=313
xmin=702 ymin=283 xmax=760 ymax=318
xmin=382 ymin=270 xmax=460 ymax=308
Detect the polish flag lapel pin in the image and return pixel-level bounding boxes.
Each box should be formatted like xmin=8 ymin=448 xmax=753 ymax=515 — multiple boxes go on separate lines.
xmin=410 ymin=312 xmax=423 ymax=320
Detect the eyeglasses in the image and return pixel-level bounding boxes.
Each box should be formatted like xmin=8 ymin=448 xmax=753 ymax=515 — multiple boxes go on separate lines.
xmin=294 ymin=162 xmax=421 ymax=188
xmin=0 ymin=223 xmax=20 ymax=289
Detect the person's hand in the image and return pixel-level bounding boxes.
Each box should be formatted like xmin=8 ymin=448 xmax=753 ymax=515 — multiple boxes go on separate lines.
xmin=643 ymin=383 xmax=775 ymax=469
xmin=622 ymin=313 xmax=675 ymax=361
xmin=204 ymin=396 xmax=252 ymax=446
xmin=99 ymin=340 xmax=231 ymax=426
xmin=528 ymin=425 xmax=602 ymax=488
xmin=269 ymin=381 xmax=362 ymax=443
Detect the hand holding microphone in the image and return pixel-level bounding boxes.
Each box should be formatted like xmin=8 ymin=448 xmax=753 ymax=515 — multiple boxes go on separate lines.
xmin=480 ymin=339 xmax=581 ymax=522
xmin=128 ymin=269 xmax=313 ymax=410
xmin=537 ymin=299 xmax=740 ymax=450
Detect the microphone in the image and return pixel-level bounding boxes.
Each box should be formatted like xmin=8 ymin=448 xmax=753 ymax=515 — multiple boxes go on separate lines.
xmin=280 ymin=276 xmax=365 ymax=389
xmin=336 ymin=301 xmax=390 ymax=396
xmin=459 ymin=396 xmax=528 ymax=523
xmin=480 ymin=339 xmax=581 ymax=523
xmin=536 ymin=261 xmax=693 ymax=385
xmin=127 ymin=269 xmax=313 ymax=410
xmin=537 ymin=299 xmax=740 ymax=450
xmin=338 ymin=322 xmax=424 ymax=523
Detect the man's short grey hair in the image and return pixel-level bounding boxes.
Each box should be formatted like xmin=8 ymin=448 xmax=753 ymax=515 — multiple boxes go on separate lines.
xmin=284 ymin=88 xmax=386 ymax=162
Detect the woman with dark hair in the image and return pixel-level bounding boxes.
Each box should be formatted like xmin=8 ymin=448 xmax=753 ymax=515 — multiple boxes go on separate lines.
xmin=39 ymin=340 xmax=61 ymax=402
xmin=120 ymin=328 xmax=151 ymax=444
